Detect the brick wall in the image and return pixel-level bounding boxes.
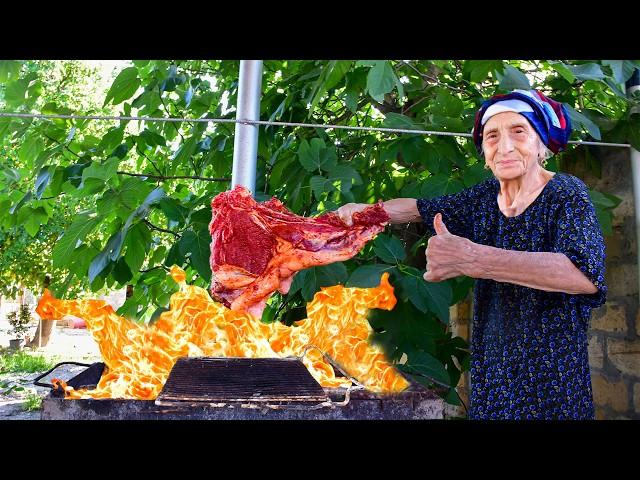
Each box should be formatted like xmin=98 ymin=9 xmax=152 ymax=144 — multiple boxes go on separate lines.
xmin=565 ymin=146 xmax=639 ymax=420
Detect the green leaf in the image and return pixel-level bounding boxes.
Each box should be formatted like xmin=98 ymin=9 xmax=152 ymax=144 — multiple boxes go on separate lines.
xmin=189 ymin=207 xmax=212 ymax=228
xmin=34 ymin=167 xmax=52 ymax=200
xmin=18 ymin=135 xmax=44 ymax=167
xmin=589 ymin=189 xmax=622 ymax=210
xmin=112 ymin=257 xmax=133 ymax=284
xmin=139 ymin=129 xmax=166 ymax=147
xmin=172 ymin=136 xmax=198 ymax=168
xmin=462 ymin=162 xmax=493 ymax=188
xmin=498 ymin=65 xmax=531 ymax=90
xmin=373 ymin=234 xmax=406 ymax=264
xmin=81 ymin=157 xmax=121 ymax=183
xmin=463 ymin=60 xmax=502 ymax=83
xmin=368 ymin=300 xmax=443 ymax=361
xmin=565 ymin=104 xmax=601 ymax=140
xmin=310 ymin=175 xmax=336 ymax=200
xmin=4 ymin=78 xmax=29 ymax=107
xmin=366 ymin=61 xmax=397 ymax=102
xmin=290 ymin=263 xmax=349 ymax=302
xmin=383 ymin=113 xmax=421 ymax=131
xmin=103 ymin=67 xmax=141 ymax=106
xmin=430 ymin=90 xmax=464 ymax=118
xmin=52 ymin=214 xmax=103 ymax=268
xmin=9 ymin=191 xmax=32 ymax=215
xmin=325 ymin=60 xmax=353 ymax=90
xmin=549 ymin=61 xmax=576 ymax=83
xmin=88 ymin=229 xmax=125 ymax=283
xmin=90 ymin=188 xmax=165 ymax=283
xmin=346 ymin=264 xmax=396 ymax=288
xmin=159 ymin=197 xmax=190 ymax=224
xmin=297 ymin=138 xmax=337 ymax=173
xmin=22 ymin=207 xmax=48 ymax=237
xmin=398 ymin=137 xmax=431 ymax=167
xmin=420 ymin=174 xmax=464 ymax=198
xmin=327 ymin=163 xmax=362 ymax=190
xmin=0 ymin=118 xmax=13 ymax=141
xmin=179 ymin=227 xmax=212 ymax=283
xmin=402 ymin=350 xmax=451 ymax=387
xmin=0 ymin=60 xmax=21 ymax=82
xmin=398 ymin=273 xmax=451 ymax=323
xmin=123 ymin=222 xmax=152 ymax=273
xmin=184 ymin=85 xmax=194 ymax=107
xmin=566 ymin=63 xmax=606 ymax=82
xmin=2 ymin=167 xmax=20 ymax=185
xmin=98 ymin=128 xmax=125 ymax=152
xmin=165 ymin=242 xmax=185 ymax=268
xmin=97 ymin=177 xmax=151 ymax=220
xmin=124 ymin=187 xmax=166 ymax=230
xmin=602 ymin=60 xmax=628 ymax=85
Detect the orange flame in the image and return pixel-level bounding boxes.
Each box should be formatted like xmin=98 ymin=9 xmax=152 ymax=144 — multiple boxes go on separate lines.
xmin=36 ymin=266 xmax=409 ymax=399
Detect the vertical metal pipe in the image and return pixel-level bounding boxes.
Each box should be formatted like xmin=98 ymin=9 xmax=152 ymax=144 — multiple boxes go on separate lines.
xmin=626 ymin=69 xmax=640 ymax=297
xmin=231 ymin=60 xmax=263 ymax=195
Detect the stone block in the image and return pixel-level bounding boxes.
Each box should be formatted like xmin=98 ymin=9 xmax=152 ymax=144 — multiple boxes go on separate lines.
xmin=591 ymin=374 xmax=628 ymax=412
xmin=606 ymin=338 xmax=640 ymax=378
xmin=591 ymin=301 xmax=628 ymax=334
xmin=588 ymin=335 xmax=604 ymax=369
xmin=606 ymin=263 xmax=639 ymax=298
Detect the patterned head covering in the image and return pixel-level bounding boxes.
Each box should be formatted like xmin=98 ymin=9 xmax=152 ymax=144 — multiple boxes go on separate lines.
xmin=473 ymin=89 xmax=572 ymax=155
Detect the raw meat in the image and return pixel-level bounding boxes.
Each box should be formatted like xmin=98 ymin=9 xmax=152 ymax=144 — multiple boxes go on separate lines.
xmin=209 ymin=185 xmax=389 ymax=317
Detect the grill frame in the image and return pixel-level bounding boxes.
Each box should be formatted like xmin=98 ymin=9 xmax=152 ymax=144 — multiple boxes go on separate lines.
xmin=39 ymin=357 xmax=445 ymax=420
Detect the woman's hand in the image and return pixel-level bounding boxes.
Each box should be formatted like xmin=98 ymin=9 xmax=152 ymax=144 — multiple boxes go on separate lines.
xmin=424 ymin=213 xmax=479 ymax=282
xmin=335 ymin=203 xmax=371 ymax=226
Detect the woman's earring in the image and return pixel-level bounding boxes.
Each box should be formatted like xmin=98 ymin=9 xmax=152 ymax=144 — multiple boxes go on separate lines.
xmin=483 ymin=163 xmax=490 ymax=170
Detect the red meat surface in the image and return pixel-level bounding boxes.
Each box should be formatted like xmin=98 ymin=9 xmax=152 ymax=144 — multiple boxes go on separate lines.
xmin=209 ymin=185 xmax=389 ymax=318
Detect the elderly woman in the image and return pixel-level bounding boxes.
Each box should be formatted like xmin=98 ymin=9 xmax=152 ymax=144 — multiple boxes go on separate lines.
xmin=336 ymin=89 xmax=607 ymax=420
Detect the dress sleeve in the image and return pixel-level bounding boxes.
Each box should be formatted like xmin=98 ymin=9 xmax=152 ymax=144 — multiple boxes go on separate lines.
xmin=416 ymin=187 xmax=475 ymax=239
xmin=550 ymin=181 xmax=607 ymax=309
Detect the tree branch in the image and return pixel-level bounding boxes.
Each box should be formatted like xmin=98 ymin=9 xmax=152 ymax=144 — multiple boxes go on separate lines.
xmin=143 ymin=219 xmax=181 ymax=238
xmin=139 ymin=265 xmax=170 ymax=273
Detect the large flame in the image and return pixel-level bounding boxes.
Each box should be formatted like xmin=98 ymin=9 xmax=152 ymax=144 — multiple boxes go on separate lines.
xmin=36 ymin=266 xmax=409 ymax=399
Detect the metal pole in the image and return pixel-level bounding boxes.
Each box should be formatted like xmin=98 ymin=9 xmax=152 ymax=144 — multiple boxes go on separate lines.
xmin=231 ymin=60 xmax=263 ymax=195
xmin=626 ymin=69 xmax=640 ymax=298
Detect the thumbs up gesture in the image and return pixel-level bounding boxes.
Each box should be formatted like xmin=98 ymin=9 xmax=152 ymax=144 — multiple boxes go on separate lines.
xmin=423 ymin=213 xmax=476 ymax=282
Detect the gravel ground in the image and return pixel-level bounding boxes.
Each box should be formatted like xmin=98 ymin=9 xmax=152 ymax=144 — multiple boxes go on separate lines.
xmin=0 ymin=325 xmax=102 ymax=420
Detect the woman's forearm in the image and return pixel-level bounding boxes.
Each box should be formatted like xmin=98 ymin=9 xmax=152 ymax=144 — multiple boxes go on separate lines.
xmin=382 ymin=198 xmax=422 ymax=224
xmin=469 ymin=243 xmax=598 ymax=294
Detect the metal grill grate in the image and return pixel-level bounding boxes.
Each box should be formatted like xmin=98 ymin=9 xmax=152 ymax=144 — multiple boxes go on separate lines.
xmin=155 ymin=357 xmax=329 ymax=404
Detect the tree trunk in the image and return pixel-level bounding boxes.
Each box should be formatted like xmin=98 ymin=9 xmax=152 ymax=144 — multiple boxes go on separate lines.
xmin=26 ymin=275 xmax=53 ymax=349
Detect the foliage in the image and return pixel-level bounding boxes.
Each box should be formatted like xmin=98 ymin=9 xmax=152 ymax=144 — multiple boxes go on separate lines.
xmin=22 ymin=390 xmax=43 ymax=411
xmin=0 ymin=349 xmax=54 ymax=373
xmin=6 ymin=304 xmax=34 ymax=340
xmin=1 ymin=59 xmax=638 ymax=406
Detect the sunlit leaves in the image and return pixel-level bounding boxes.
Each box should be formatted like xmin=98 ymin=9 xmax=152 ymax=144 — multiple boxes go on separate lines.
xmin=104 ymin=66 xmax=140 ymax=106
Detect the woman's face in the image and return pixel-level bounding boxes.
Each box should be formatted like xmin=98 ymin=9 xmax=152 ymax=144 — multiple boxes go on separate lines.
xmin=482 ymin=111 xmax=545 ymax=181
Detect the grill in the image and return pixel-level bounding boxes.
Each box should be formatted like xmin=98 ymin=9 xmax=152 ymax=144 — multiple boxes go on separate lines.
xmin=156 ymin=357 xmax=329 ymax=405
xmin=37 ymin=357 xmax=444 ymax=420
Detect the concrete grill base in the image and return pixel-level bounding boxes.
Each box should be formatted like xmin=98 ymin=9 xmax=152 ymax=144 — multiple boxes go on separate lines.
xmin=41 ymin=387 xmax=444 ymax=420
xmin=39 ymin=359 xmax=445 ymax=420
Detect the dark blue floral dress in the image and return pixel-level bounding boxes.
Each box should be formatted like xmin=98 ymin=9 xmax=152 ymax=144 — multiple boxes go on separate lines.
xmin=417 ymin=172 xmax=607 ymax=420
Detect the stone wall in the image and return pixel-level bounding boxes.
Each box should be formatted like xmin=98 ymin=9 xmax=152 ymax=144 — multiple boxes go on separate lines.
xmin=567 ymin=146 xmax=640 ymax=420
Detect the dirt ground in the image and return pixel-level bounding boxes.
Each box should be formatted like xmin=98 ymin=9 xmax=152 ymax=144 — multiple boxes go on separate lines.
xmin=0 ymin=323 xmax=102 ymax=420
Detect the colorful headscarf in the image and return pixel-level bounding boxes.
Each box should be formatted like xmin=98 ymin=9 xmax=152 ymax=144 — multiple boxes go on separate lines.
xmin=473 ymin=89 xmax=572 ymax=155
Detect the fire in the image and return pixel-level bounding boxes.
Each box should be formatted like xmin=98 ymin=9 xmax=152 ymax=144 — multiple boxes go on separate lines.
xmin=36 ymin=266 xmax=409 ymax=400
